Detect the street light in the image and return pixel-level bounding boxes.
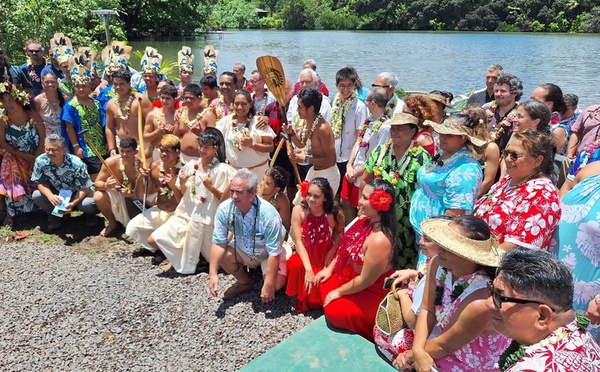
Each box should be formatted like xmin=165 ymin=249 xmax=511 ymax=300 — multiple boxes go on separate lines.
xmin=91 ymin=9 xmax=120 ymax=45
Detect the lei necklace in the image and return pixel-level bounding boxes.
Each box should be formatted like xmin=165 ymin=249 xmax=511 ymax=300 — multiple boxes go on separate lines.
xmin=190 ymin=157 xmax=217 ymax=204
xmin=434 ymin=268 xmax=483 ymax=326
xmin=181 ymin=106 xmax=205 ymax=128
xmin=154 ymin=108 xmax=175 ymax=129
xmin=302 ymin=114 xmax=322 ymax=156
xmin=331 ymin=90 xmax=358 ymax=139
xmin=115 ymin=89 xmax=136 ymax=120
xmin=158 ymin=159 xmax=183 ymax=199
xmin=357 ymin=115 xmax=388 ymax=148
xmin=486 ymin=101 xmax=517 ymax=142
xmin=373 ymin=139 xmax=418 ymax=185
xmin=232 ymin=115 xmax=253 ymax=151
xmin=27 ymin=59 xmax=43 ymax=83
xmin=214 ymin=96 xmax=231 ymax=120
xmin=384 ymin=95 xmax=398 ymax=118
xmin=118 ymin=157 xmax=135 ymax=194
xmin=498 ymin=313 xmax=590 ymax=372
xmin=253 ymin=93 xmax=269 ymax=116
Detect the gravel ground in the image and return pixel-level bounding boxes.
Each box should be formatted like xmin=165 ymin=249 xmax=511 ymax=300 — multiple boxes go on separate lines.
xmin=0 ymin=239 xmax=320 ymax=371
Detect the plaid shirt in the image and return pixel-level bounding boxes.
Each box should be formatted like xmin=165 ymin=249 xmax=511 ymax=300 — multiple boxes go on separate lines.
xmin=264 ymin=100 xmax=285 ymax=147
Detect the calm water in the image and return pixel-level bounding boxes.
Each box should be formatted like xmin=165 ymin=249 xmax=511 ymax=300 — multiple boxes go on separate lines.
xmin=130 ymin=30 xmax=600 ymax=108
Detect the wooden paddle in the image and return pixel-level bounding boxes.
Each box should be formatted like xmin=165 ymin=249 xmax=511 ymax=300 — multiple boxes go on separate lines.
xmin=137 ymin=97 xmax=148 ymax=169
xmin=256 ymin=56 xmax=302 ymax=184
xmin=257 ymin=135 xmax=286 ymax=197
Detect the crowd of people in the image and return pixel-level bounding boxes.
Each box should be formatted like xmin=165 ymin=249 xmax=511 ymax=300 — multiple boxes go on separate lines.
xmin=1 ymin=33 xmax=600 ymax=370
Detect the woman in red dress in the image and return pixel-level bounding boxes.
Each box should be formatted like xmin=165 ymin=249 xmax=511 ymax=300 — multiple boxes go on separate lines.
xmin=317 ymin=178 xmax=397 ymax=341
xmin=286 ymin=177 xmax=344 ymax=313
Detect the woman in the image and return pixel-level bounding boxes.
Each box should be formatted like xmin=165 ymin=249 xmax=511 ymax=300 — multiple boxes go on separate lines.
xmin=554 ymin=160 xmax=600 ymax=341
xmin=362 ymin=112 xmax=431 ymax=268
xmin=0 ymin=82 xmax=45 ymax=225
xmin=391 ymin=216 xmax=509 ymax=372
xmin=286 ymin=177 xmax=344 ymax=313
xmin=150 ymin=128 xmax=234 ymax=273
xmin=474 ymin=130 xmax=560 ymax=251
xmin=531 ymin=83 xmax=567 ymax=154
xmin=57 ymin=56 xmax=74 ymax=97
xmin=34 ymin=70 xmax=67 ymax=136
xmin=513 ymin=99 xmax=552 ymax=133
xmin=316 ymin=179 xmax=397 ymax=341
xmin=403 ymin=95 xmax=437 ymax=157
xmin=409 ymin=113 xmax=487 ymax=263
xmin=216 ymin=90 xmax=275 ymax=181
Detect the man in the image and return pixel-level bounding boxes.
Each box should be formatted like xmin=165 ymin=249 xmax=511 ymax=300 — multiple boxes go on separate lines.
xmin=483 ymin=73 xmax=522 ymax=152
xmin=210 ymin=72 xmax=236 ymax=121
xmin=331 ymin=67 xmax=368 ymax=199
xmin=20 ymin=39 xmax=49 ymax=96
xmin=177 ymin=83 xmax=217 ymax=162
xmin=176 ymin=46 xmax=194 ymax=100
xmin=105 ymin=69 xmax=153 ymax=157
xmin=31 ymin=134 xmax=96 ymax=231
xmin=93 ymin=137 xmax=141 ymax=237
xmin=126 ymin=134 xmax=182 ymax=265
xmin=467 ymin=64 xmax=503 ymax=107
xmin=209 ymin=169 xmax=287 ymax=302
xmin=232 ymin=62 xmax=251 ymax=91
xmin=284 ymin=87 xmax=339 ymax=203
xmin=565 ymin=102 xmax=600 ymax=160
xmin=488 ymin=248 xmax=600 ymax=371
xmin=200 ymin=74 xmax=219 ymax=107
xmin=0 ymin=47 xmax=30 ymax=89
xmin=292 ymin=59 xmax=329 ymax=97
xmin=249 ymin=70 xmax=275 ymax=116
xmin=372 ymin=72 xmax=404 ymax=118
xmin=560 ymin=93 xmax=580 ymax=132
xmin=287 ymin=68 xmax=332 ymax=126
xmin=138 ymin=47 xmax=162 ymax=103
xmin=143 ymin=84 xmax=178 ymax=160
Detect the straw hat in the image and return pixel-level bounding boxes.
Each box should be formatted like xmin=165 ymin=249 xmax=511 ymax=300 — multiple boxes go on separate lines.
xmin=424 ymin=118 xmax=487 ymax=147
xmin=388 ymin=112 xmax=419 ymax=126
xmin=429 ymin=93 xmax=453 ymax=108
xmin=421 ymin=218 xmax=502 ymax=267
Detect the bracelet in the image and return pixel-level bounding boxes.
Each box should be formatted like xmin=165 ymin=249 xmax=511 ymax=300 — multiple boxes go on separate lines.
xmin=108 ymin=148 xmax=116 ymax=153
xmin=73 ymin=144 xmax=80 ymax=148
xmin=401 ymin=352 xmax=414 ymax=370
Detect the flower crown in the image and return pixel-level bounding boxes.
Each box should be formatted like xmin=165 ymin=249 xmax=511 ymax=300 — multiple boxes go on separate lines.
xmin=0 ymin=82 xmax=31 ymax=107
xmin=369 ymin=189 xmax=393 ymax=212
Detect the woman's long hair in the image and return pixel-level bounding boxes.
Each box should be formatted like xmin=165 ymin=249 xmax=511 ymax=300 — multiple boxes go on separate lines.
xmin=198 ymin=127 xmax=226 ymax=163
xmin=368 ymin=178 xmax=398 ymax=268
xmin=234 ymin=89 xmax=256 ymax=117
xmin=300 ymin=177 xmax=344 ymax=227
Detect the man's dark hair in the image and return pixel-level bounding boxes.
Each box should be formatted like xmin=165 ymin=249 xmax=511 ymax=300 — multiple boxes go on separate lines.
xmin=367 ymin=87 xmax=388 ymax=108
xmin=160 ymin=84 xmax=177 ymax=98
xmin=495 ymin=73 xmax=523 ymax=101
xmin=220 ymin=71 xmax=237 ymax=86
xmin=335 ymin=67 xmax=358 ymax=85
xmin=119 ymin=137 xmax=138 ymax=150
xmin=184 ymin=83 xmax=202 ymax=97
xmin=111 ymin=69 xmax=132 ymax=84
xmin=200 ymin=75 xmax=217 ymax=90
xmin=270 ymin=166 xmax=290 ymax=191
xmin=297 ymin=87 xmax=322 ymax=114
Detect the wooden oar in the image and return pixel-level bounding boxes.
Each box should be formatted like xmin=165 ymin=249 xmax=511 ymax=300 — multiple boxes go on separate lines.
xmin=257 ymin=134 xmax=286 ymax=197
xmin=256 ymin=55 xmax=302 ymax=184
xmin=137 ymin=97 xmax=149 ymax=223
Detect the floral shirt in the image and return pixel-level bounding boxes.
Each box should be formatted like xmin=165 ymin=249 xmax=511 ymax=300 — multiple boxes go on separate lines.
xmin=505 ymin=318 xmax=600 ymax=371
xmin=474 ymin=175 xmax=560 ymax=250
xmin=31 ymin=153 xmax=93 ymax=192
xmin=62 ymin=98 xmax=105 ymax=158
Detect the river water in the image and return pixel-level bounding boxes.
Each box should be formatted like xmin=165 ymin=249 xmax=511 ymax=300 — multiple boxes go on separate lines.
xmin=130 ymin=30 xmax=600 ymax=108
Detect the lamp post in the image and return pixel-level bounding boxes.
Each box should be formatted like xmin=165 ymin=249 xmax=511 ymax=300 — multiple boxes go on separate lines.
xmin=91 ymin=9 xmax=119 ymax=45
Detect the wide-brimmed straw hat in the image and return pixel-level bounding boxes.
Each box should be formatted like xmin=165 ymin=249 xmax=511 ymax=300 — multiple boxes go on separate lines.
xmin=424 ymin=118 xmax=487 ymax=147
xmin=388 ymin=112 xmax=419 ymax=126
xmin=421 ymin=218 xmax=502 ymax=267
xmin=429 ymin=93 xmax=453 ymax=108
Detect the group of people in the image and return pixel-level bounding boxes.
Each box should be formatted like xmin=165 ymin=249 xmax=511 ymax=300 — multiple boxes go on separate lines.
xmin=1 ymin=33 xmax=600 ymax=370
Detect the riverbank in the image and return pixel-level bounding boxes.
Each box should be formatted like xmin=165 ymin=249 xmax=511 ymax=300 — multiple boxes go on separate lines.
xmin=0 ymin=223 xmax=319 ymax=370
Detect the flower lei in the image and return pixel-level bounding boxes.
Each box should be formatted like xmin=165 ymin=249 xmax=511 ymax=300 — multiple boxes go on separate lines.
xmin=385 ymin=95 xmax=397 ymax=118
xmin=373 ymin=139 xmax=418 ymax=186
xmin=253 ymin=92 xmax=269 ymax=116
xmin=118 ymin=157 xmax=134 ymax=194
xmin=369 ymin=189 xmax=393 ymax=211
xmin=498 ymin=313 xmax=590 ymax=372
xmin=232 ymin=115 xmax=252 ymax=151
xmin=302 ymin=114 xmax=322 ymax=156
xmin=357 ymin=115 xmax=388 ymax=148
xmin=190 ymin=157 xmax=217 ymax=204
xmin=214 ymin=96 xmax=230 ymax=120
xmin=27 ymin=58 xmax=43 ymax=83
xmin=115 ymin=89 xmax=136 ymax=120
xmin=0 ymin=82 xmax=31 ymax=107
xmin=181 ymin=106 xmax=205 ymax=128
xmin=486 ymin=101 xmax=517 ymax=142
xmin=331 ymin=90 xmax=358 ymax=139
xmin=434 ymin=268 xmax=483 ymax=326
xmin=158 ymin=159 xmax=183 ymax=199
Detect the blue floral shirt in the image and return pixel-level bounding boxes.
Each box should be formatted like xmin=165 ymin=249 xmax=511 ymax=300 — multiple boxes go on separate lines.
xmin=31 ymin=153 xmax=93 ymax=192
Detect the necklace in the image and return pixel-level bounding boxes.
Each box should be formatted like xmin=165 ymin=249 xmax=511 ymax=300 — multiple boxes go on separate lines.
xmin=373 ymin=139 xmax=418 ymax=186
xmin=486 ymin=101 xmax=517 ymax=142
xmin=434 ymin=268 xmax=484 ymax=325
xmin=181 ymin=106 xmax=205 ymax=128
xmin=302 ymin=114 xmax=321 ymax=156
xmin=154 ymin=108 xmax=175 ymax=129
xmin=331 ymin=90 xmax=358 ymax=139
xmin=230 ymin=199 xmax=260 ymax=259
xmin=385 ymin=95 xmax=398 ymax=118
xmin=118 ymin=157 xmax=135 ymax=193
xmin=27 ymin=60 xmax=41 ymax=83
xmin=253 ymin=92 xmax=269 ymax=115
xmin=189 ymin=157 xmax=217 ymax=204
xmin=232 ymin=115 xmax=252 ymax=151
xmin=357 ymin=114 xmax=388 ymax=148
xmin=115 ymin=90 xmax=135 ymax=120
xmin=214 ymin=96 xmax=231 ymax=120
xmin=158 ymin=159 xmax=183 ymax=199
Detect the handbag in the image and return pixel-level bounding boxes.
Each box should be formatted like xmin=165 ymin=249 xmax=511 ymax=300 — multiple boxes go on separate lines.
xmin=375 ymin=279 xmax=405 ymax=335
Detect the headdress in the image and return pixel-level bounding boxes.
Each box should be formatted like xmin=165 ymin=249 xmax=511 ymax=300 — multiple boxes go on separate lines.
xmin=50 ymin=33 xmax=74 ymax=64
xmin=140 ymin=47 xmax=162 ymax=75
xmin=69 ymin=50 xmax=92 ymax=86
xmin=421 ymin=218 xmax=502 ymax=267
xmin=77 ymin=47 xmax=99 ymax=77
xmin=178 ymin=46 xmax=194 ymax=73
xmin=0 ymin=82 xmax=31 ymax=108
xmin=101 ymin=41 xmax=132 ymax=76
xmin=203 ymin=45 xmax=218 ymax=75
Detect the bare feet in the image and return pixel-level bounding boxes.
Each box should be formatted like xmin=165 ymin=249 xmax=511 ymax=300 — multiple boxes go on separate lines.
xmin=100 ymin=222 xmax=119 ymax=237
xmin=160 ymin=262 xmax=173 ymax=272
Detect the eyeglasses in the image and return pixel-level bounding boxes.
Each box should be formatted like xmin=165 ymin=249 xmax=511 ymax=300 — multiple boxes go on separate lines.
xmin=501 ymin=149 xmax=526 ymax=161
xmin=28 ymin=49 xmax=42 ymax=53
xmin=337 ymin=84 xmax=354 ymax=90
xmin=487 ymin=281 xmax=555 ymax=311
xmin=371 ymin=84 xmax=390 ymax=88
xmin=249 ymin=79 xmax=262 ymax=84
xmin=45 ymin=148 xmax=61 ymax=153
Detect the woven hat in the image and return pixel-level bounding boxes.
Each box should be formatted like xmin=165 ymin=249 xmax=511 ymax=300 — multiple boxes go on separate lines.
xmin=429 ymin=93 xmax=453 ymax=108
xmin=421 ymin=218 xmax=502 ymax=267
xmin=388 ymin=112 xmax=419 ymax=126
xmin=424 ymin=118 xmax=487 ymax=147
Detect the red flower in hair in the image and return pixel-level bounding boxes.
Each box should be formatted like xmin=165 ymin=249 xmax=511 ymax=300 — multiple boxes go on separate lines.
xmin=299 ymin=180 xmax=310 ymax=198
xmin=369 ymin=189 xmax=392 ymax=212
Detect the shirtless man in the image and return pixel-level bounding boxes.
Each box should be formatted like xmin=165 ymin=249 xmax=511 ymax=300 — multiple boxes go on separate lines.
xmin=105 ymin=69 xmax=153 ymax=157
xmin=176 ymin=83 xmax=217 ymax=162
xmin=210 ymin=72 xmax=236 ymax=121
xmin=127 ymin=134 xmax=182 ymax=264
xmin=93 ymin=137 xmax=141 ymax=237
xmin=143 ymin=85 xmax=178 ymax=159
xmin=283 ymin=87 xmax=340 ymax=204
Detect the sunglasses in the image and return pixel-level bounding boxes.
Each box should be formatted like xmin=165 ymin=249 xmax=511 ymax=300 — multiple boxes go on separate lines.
xmin=487 ymin=281 xmax=555 ymax=311
xmin=371 ymin=84 xmax=390 ymax=88
xmin=28 ymin=49 xmax=42 ymax=53
xmin=501 ymin=149 xmax=526 ymax=161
